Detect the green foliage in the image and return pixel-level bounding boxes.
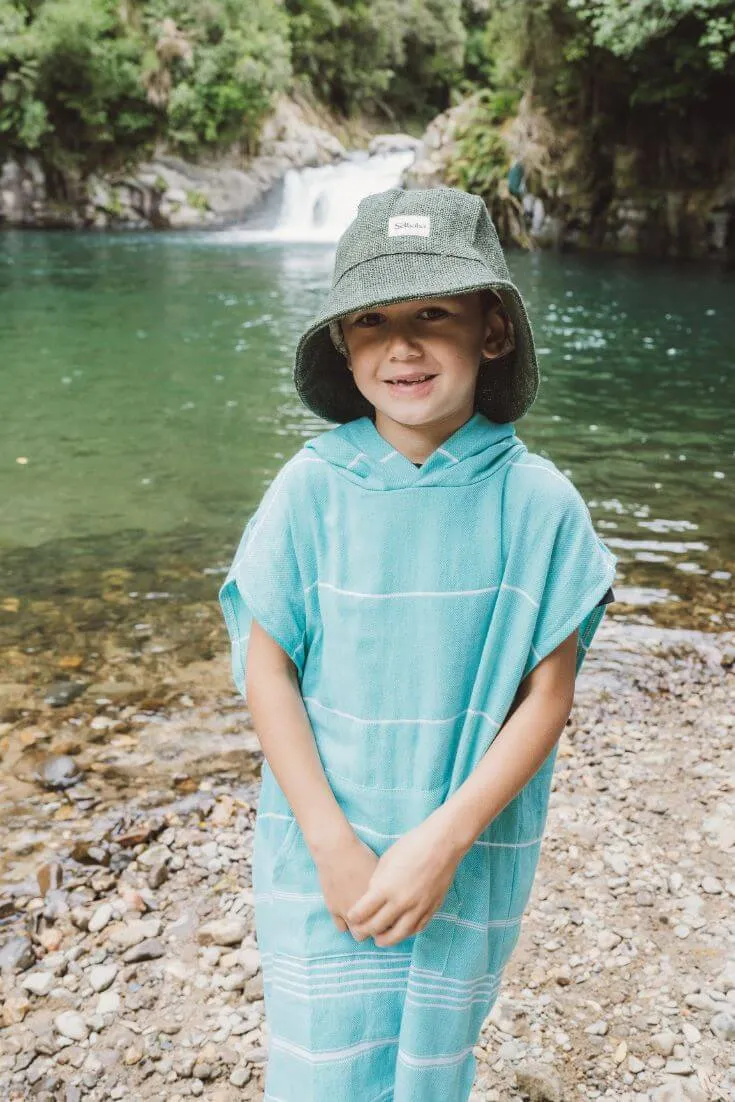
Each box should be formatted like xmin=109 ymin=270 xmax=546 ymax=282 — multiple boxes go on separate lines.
xmin=1 ymin=0 xmax=732 ymax=191
xmin=143 ymin=0 xmax=291 ymax=151
xmin=444 ymin=91 xmax=512 ymax=204
xmin=567 ymin=0 xmax=735 ymax=68
xmin=0 ymin=0 xmax=291 ymax=172
xmin=186 ymin=187 xmax=208 ymax=211
xmin=1 ymin=0 xmax=154 ymax=169
xmin=285 ymin=0 xmax=466 ymax=118
xmin=563 ymin=0 xmax=735 ymax=107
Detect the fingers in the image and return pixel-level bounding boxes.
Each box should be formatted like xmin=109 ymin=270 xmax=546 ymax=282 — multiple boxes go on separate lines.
xmin=351 ymin=903 xmax=432 ymax=946
xmin=350 ymin=901 xmax=396 ymax=942
xmin=346 ymin=889 xmax=383 ymax=927
xmin=373 ymin=909 xmax=424 ymax=947
xmin=373 ymin=902 xmax=436 ymax=946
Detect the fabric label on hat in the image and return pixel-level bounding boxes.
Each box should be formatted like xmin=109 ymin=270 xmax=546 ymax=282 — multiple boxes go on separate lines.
xmin=388 ymin=215 xmax=431 ymax=237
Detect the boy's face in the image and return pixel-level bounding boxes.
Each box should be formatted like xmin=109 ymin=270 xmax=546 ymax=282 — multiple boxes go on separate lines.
xmin=339 ymin=291 xmax=512 ymax=435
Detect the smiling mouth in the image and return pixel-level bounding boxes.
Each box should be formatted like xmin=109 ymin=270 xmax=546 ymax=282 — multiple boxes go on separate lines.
xmin=386 ymin=374 xmax=437 ymax=388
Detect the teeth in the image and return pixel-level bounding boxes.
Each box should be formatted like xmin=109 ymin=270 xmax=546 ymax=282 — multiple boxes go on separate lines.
xmin=392 ymin=375 xmax=431 ymax=384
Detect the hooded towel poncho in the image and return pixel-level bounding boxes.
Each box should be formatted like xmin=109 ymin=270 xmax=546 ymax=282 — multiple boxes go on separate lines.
xmin=219 ymin=411 xmax=617 ymax=1102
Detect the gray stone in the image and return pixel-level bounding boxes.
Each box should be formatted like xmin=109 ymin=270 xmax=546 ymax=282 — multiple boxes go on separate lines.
xmin=109 ymin=917 xmax=161 ymax=949
xmin=20 ymin=971 xmax=54 ymax=997
xmin=88 ymin=902 xmax=113 ymax=933
xmin=514 ymin=1061 xmax=563 ymax=1101
xmin=55 ymin=1011 xmax=88 ymax=1042
xmin=197 ymin=916 xmax=247 ymax=947
xmin=709 ymin=1010 xmax=735 ymax=1041
xmin=89 ymin=964 xmax=117 ymax=992
xmin=121 ymin=937 xmax=165 ymax=963
xmin=0 ymin=935 xmax=35 ymax=972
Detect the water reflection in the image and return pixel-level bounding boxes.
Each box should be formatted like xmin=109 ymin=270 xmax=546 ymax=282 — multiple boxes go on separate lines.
xmin=1 ymin=232 xmax=733 ymax=637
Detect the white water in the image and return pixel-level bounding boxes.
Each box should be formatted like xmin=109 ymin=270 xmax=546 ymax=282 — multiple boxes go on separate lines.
xmin=212 ymin=149 xmax=416 ymax=245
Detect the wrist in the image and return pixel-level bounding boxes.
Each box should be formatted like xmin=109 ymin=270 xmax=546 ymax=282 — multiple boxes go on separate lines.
xmin=427 ymin=800 xmax=477 ymax=862
xmin=303 ymin=809 xmax=356 ymax=861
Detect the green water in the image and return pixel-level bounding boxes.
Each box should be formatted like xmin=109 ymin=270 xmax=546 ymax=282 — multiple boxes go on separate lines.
xmin=1 ymin=229 xmax=734 ymax=647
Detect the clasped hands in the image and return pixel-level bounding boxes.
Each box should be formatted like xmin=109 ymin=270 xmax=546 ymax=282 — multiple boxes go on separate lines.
xmin=315 ymin=817 xmax=460 ymax=948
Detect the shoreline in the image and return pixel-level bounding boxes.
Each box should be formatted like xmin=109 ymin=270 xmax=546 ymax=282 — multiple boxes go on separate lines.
xmin=1 ymin=618 xmax=734 ymax=1099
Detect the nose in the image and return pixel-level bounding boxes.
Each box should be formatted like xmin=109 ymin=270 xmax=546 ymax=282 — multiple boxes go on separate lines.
xmin=385 ymin=324 xmax=423 ymax=360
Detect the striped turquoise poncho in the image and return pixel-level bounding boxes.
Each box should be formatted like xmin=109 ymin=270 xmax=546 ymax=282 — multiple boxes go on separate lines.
xmin=219 ymin=411 xmax=617 ymax=1101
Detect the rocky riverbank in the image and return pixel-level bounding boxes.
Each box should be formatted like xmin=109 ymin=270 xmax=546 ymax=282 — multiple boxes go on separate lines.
xmin=3 ymin=84 xmax=733 ymax=263
xmin=404 ymin=92 xmax=735 ymax=264
xmin=1 ymin=618 xmax=733 ymax=1100
xmin=0 ymin=93 xmax=389 ymax=232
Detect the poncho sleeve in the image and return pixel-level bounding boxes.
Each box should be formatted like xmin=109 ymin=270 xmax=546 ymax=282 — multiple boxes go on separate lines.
xmin=218 ymin=461 xmax=307 ymax=702
xmin=515 ymin=472 xmax=618 ymax=681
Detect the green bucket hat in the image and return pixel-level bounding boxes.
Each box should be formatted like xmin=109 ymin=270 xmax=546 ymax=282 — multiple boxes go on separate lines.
xmin=293 ymin=185 xmax=539 ymax=424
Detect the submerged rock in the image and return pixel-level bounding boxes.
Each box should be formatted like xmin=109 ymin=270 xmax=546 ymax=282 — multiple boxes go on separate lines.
xmin=35 ymin=754 xmax=83 ymax=790
xmin=43 ymin=682 xmax=87 ymax=708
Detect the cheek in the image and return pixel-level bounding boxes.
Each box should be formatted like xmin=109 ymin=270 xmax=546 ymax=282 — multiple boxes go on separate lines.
xmin=435 ymin=331 xmax=483 ymax=365
xmin=347 ymin=338 xmax=383 ymax=371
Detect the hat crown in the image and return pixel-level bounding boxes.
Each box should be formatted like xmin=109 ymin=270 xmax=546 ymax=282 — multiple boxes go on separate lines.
xmin=333 ymin=186 xmax=511 ymax=288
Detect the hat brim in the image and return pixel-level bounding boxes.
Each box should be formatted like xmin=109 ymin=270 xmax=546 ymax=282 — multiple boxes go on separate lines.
xmin=293 ymin=251 xmax=539 ymax=424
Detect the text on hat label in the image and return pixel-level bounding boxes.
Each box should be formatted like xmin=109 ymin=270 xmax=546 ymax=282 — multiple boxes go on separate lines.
xmin=388 ymin=215 xmax=431 ymax=237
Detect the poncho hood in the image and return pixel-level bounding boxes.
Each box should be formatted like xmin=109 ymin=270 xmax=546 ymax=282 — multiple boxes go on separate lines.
xmin=302 ymin=411 xmax=526 ymax=490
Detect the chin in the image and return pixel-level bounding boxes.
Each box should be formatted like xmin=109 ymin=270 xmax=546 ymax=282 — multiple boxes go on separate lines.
xmin=378 ymin=408 xmax=440 ymax=430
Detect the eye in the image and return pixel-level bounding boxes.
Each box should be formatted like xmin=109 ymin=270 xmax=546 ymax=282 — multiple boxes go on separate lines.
xmin=352 ymin=312 xmax=383 ymax=328
xmin=419 ymin=307 xmax=450 ymax=320
xmin=351 ymin=306 xmax=451 ymax=328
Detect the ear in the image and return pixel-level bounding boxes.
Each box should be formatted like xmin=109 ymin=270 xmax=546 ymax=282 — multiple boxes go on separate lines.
xmin=481 ymin=304 xmax=515 ymax=360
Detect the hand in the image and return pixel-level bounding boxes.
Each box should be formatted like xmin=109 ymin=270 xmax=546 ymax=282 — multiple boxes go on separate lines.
xmin=345 ymin=818 xmax=461 ymax=948
xmin=313 ymin=832 xmax=379 ymax=935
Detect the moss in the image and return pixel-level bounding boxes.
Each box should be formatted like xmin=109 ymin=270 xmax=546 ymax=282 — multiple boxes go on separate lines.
xmin=185 ymin=189 xmax=209 ymax=213
xmin=105 ymin=188 xmax=123 ymax=217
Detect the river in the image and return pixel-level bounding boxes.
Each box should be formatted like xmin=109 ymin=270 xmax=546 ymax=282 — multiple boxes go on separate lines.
xmin=1 ymin=212 xmax=734 ymax=696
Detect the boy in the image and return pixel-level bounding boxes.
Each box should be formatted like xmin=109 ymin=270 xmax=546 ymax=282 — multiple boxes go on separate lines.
xmin=218 ymin=186 xmax=617 ymax=1101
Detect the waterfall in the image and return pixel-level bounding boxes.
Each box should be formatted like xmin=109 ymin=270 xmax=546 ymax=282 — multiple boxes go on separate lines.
xmin=214 ymin=149 xmax=417 ymax=244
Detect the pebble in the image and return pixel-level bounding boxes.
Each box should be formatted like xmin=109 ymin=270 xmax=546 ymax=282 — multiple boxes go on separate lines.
xmin=89 ymin=964 xmax=117 ymax=992
xmin=43 ymin=682 xmax=87 ymax=707
xmin=21 ymin=971 xmax=55 ymax=996
xmin=652 ymin=1030 xmax=677 ymax=1057
xmin=700 ymin=875 xmax=722 ymax=894
xmin=665 ymin=1060 xmax=693 ymax=1076
xmin=136 ymin=843 xmax=171 ymax=869
xmin=240 ymin=947 xmax=261 ymax=978
xmin=96 ymin=990 xmax=120 ymax=1015
xmin=0 ymin=935 xmax=35 ymax=972
xmin=584 ymin=1020 xmax=608 ymax=1036
xmin=109 ymin=917 xmax=161 ymax=949
xmin=514 ymin=1061 xmax=562 ymax=1101
xmin=219 ymin=970 xmax=246 ymax=991
xmin=121 ymin=937 xmax=165 ymax=963
xmin=55 ymin=1011 xmax=89 ymax=1042
xmin=230 ymin=1065 xmax=252 ymax=1087
xmin=196 ymin=916 xmax=248 ymax=947
xmin=88 ymin=902 xmax=113 ymax=933
xmin=709 ymin=1010 xmax=735 ymax=1041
